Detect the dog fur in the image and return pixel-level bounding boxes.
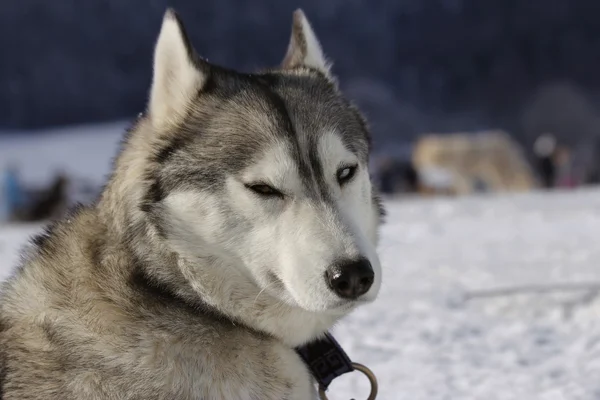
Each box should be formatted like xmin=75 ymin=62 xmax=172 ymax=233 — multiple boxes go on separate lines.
xmin=0 ymin=9 xmax=384 ymax=399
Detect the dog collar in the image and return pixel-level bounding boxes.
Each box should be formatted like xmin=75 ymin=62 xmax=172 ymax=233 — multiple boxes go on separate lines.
xmin=296 ymin=332 xmax=378 ymax=399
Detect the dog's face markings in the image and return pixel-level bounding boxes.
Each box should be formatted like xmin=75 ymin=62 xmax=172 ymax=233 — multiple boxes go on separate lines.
xmin=146 ymin=10 xmax=382 ymax=313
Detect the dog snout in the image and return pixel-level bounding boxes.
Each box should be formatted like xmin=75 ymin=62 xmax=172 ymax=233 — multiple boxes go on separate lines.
xmin=325 ymin=257 xmax=374 ymax=299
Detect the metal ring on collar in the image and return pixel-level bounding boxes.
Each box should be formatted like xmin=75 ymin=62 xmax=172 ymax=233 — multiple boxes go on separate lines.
xmin=318 ymin=362 xmax=378 ymax=400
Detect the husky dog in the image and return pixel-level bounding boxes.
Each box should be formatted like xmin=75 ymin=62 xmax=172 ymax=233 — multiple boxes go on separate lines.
xmin=0 ymin=8 xmax=384 ymax=400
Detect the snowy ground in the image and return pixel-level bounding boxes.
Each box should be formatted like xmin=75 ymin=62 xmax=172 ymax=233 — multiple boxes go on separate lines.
xmin=329 ymin=191 xmax=600 ymax=400
xmin=0 ymin=121 xmax=125 ymax=186
xmin=2 ymin=190 xmax=599 ymax=399
xmin=1 ymin=127 xmax=600 ymax=399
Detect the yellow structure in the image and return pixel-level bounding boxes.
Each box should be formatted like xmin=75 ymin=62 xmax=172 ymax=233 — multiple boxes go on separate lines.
xmin=412 ymin=131 xmax=537 ymax=195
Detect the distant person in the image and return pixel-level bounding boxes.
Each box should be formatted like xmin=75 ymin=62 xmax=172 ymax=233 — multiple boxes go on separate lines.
xmin=377 ymin=158 xmax=395 ymax=194
xmin=533 ymin=134 xmax=557 ymax=189
xmin=554 ymin=146 xmax=575 ymax=189
xmin=23 ymin=174 xmax=70 ymax=222
xmin=1 ymin=166 xmax=27 ymax=220
xmin=401 ymin=162 xmax=419 ymax=193
xmin=583 ymin=140 xmax=600 ymax=185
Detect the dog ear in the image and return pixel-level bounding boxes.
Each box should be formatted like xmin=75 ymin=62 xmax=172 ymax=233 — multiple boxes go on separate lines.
xmin=148 ymin=9 xmax=207 ymax=130
xmin=281 ymin=9 xmax=331 ymax=76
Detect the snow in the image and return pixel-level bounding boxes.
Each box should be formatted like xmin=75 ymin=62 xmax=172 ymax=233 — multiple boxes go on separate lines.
xmin=329 ymin=191 xmax=600 ymax=400
xmin=2 ymin=127 xmax=600 ymax=399
xmin=0 ymin=121 xmax=126 ymax=186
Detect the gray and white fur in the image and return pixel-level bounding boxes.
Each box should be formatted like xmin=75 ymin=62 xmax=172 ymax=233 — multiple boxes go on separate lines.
xmin=0 ymin=9 xmax=384 ymax=400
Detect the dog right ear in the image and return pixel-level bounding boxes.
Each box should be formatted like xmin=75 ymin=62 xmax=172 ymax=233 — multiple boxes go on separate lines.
xmin=148 ymin=9 xmax=207 ymax=130
xmin=281 ymin=9 xmax=331 ymax=76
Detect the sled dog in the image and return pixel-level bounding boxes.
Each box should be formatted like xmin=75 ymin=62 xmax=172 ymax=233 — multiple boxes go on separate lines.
xmin=0 ymin=8 xmax=384 ymax=399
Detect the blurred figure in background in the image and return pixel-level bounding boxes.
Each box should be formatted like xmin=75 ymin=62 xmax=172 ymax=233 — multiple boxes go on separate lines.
xmin=24 ymin=173 xmax=69 ymax=222
xmin=554 ymin=146 xmax=575 ymax=189
xmin=1 ymin=165 xmax=27 ymax=222
xmin=0 ymin=167 xmax=70 ymax=223
xmin=377 ymin=157 xmax=396 ymax=194
xmin=533 ymin=133 xmax=557 ymax=189
xmin=376 ymin=157 xmax=420 ymax=195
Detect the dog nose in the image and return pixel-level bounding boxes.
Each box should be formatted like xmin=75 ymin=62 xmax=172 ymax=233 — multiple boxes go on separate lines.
xmin=325 ymin=258 xmax=374 ymax=299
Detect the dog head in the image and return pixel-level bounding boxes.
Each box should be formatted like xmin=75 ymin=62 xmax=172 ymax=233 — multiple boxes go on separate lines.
xmin=141 ymin=9 xmax=384 ymax=315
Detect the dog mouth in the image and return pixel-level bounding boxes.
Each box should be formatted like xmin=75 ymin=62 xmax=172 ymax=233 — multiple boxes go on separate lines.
xmin=329 ymin=297 xmax=367 ymax=310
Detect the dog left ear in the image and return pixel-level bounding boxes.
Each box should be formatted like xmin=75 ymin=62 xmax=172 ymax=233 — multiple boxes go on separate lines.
xmin=281 ymin=9 xmax=332 ymax=76
xmin=149 ymin=9 xmax=208 ymax=130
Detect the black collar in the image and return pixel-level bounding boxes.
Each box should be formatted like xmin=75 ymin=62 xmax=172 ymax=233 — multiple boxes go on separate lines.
xmin=295 ymin=332 xmax=355 ymax=390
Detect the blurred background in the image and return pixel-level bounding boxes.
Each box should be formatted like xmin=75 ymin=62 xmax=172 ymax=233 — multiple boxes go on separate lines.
xmin=2 ymin=3 xmax=600 ymax=397
xmin=2 ymin=1 xmax=600 ymax=220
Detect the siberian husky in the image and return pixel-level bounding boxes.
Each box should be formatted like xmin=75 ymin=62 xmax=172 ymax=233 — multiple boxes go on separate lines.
xmin=0 ymin=8 xmax=384 ymax=399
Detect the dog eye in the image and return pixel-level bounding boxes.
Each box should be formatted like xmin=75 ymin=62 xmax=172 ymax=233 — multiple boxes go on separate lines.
xmin=337 ymin=165 xmax=358 ymax=185
xmin=246 ymin=183 xmax=284 ymax=198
